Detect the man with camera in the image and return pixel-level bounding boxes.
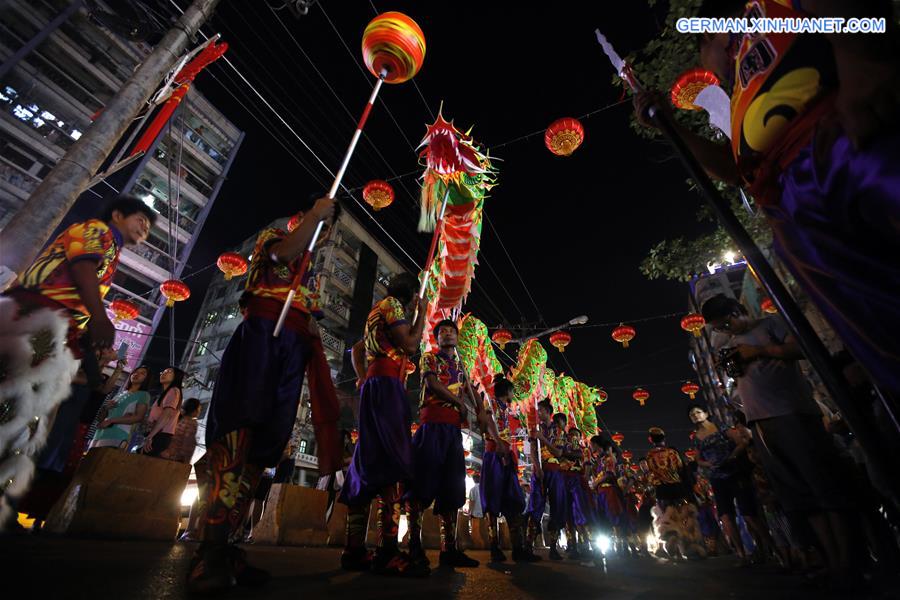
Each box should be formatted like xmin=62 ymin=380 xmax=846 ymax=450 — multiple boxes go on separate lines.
xmin=701 ymin=294 xmax=854 ymax=587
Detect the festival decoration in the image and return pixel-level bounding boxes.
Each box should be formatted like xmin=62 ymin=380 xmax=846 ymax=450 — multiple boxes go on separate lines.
xmin=410 ymin=422 xmax=419 ymax=436
xmin=630 ymin=464 xmax=640 ymax=473
xmin=622 ymin=450 xmax=633 ymax=462
xmin=362 ymin=179 xmax=395 ymax=211
xmin=466 ymin=467 xmax=476 ymax=477
xmin=350 ymin=429 xmax=359 ymax=444
xmin=611 ymin=432 xmax=625 ymax=446
xmin=286 ymin=214 xmax=301 ymax=233
xmin=595 ymin=389 xmax=608 ymax=405
xmin=457 ymin=314 xmax=503 ymax=399
xmin=274 ymin=11 xmax=425 ymax=336
xmin=544 ymin=117 xmax=584 ymax=156
xmin=761 ymin=297 xmax=777 ymax=314
xmin=681 ymin=313 xmax=706 ymax=337
xmin=549 ymin=331 xmax=572 ymax=353
xmin=632 ymin=388 xmax=649 ymax=407
xmin=670 ymin=68 xmax=720 ymax=111
xmin=362 ymin=12 xmax=426 ymax=84
xmin=217 ymin=252 xmax=248 ymax=281
xmin=160 ymin=279 xmax=190 ymax=307
xmin=681 ymin=381 xmax=700 ymax=400
xmin=576 ymin=383 xmax=600 ymax=437
xmin=405 ymin=360 xmax=416 ymax=375
xmin=491 ymin=328 xmax=512 ymax=350
xmin=109 ymin=299 xmax=139 ymax=323
xmin=611 ymin=324 xmax=636 ymax=348
xmin=509 ymin=339 xmax=548 ymax=431
xmin=685 ymin=448 xmax=698 ymax=461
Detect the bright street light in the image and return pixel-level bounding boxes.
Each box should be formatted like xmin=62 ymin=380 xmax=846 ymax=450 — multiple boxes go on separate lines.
xmin=569 ymin=315 xmax=589 ymax=326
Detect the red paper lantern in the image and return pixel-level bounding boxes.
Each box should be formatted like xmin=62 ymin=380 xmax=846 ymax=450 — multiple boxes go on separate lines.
xmin=611 ymin=432 xmax=625 ymax=446
xmin=549 ymin=330 xmax=572 ymax=353
xmin=670 ymin=68 xmax=720 ymax=111
xmin=109 ymin=299 xmax=139 ymax=323
xmin=685 ymin=448 xmax=698 ymax=461
xmin=681 ymin=313 xmax=706 ymax=337
xmin=611 ymin=324 xmax=636 ymax=348
xmin=595 ymin=389 xmax=608 ymax=405
xmin=492 ymin=328 xmax=512 ymax=350
xmin=761 ymin=297 xmax=777 ymax=314
xmin=632 ymin=388 xmax=650 ymax=407
xmin=544 ymin=117 xmax=584 ymax=156
xmin=160 ymin=279 xmax=190 ymax=307
xmin=622 ymin=450 xmax=633 ymax=462
xmin=362 ymin=179 xmax=395 ymax=211
xmin=350 ymin=429 xmax=359 ymax=444
xmin=217 ymin=252 xmax=248 ymax=281
xmin=681 ymin=381 xmax=700 ymax=399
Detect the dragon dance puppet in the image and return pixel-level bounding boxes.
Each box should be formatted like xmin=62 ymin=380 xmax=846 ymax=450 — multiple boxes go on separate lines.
xmin=417 ymin=110 xmax=496 ymax=351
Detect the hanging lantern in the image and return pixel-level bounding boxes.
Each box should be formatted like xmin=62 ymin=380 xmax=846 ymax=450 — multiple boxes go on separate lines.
xmin=410 ymin=422 xmax=419 ymax=436
xmin=544 ymin=117 xmax=584 ymax=156
xmin=350 ymin=429 xmax=359 ymax=444
xmin=109 ymin=299 xmax=139 ymax=323
xmin=611 ymin=324 xmax=636 ymax=348
xmin=611 ymin=432 xmax=625 ymax=446
xmin=685 ymin=448 xmax=698 ymax=461
xmin=362 ymin=179 xmax=395 ymax=211
xmin=632 ymin=388 xmax=650 ymax=407
xmin=622 ymin=449 xmax=633 ymax=462
xmin=549 ymin=330 xmax=572 ymax=353
xmin=492 ymin=328 xmax=512 ymax=350
xmin=761 ymin=297 xmax=777 ymax=314
xmin=595 ymin=389 xmax=608 ymax=405
xmin=681 ymin=381 xmax=700 ymax=400
xmin=670 ymin=68 xmax=720 ymax=110
xmin=160 ymin=279 xmax=190 ymax=307
xmin=217 ymin=252 xmax=248 ymax=281
xmin=680 ymin=313 xmax=706 ymax=337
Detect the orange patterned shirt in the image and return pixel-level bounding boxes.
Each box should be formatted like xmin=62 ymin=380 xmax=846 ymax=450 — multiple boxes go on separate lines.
xmin=363 ymin=296 xmax=409 ymax=364
xmin=16 ymin=219 xmax=122 ymax=327
xmin=245 ymin=228 xmax=315 ymax=313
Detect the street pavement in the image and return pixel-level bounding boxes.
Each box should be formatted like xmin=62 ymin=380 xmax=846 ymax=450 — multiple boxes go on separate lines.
xmin=1 ymin=537 xmax=895 ymax=599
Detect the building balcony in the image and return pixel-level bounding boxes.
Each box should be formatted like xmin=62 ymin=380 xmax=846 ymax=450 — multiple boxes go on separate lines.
xmin=296 ymin=453 xmax=319 ymax=469
xmin=319 ymin=326 xmax=345 ymax=361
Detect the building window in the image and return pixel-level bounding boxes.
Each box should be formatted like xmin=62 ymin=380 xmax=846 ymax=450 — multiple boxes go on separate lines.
xmin=216 ymin=336 xmax=229 ymax=351
xmin=298 ymin=439 xmax=308 ymax=455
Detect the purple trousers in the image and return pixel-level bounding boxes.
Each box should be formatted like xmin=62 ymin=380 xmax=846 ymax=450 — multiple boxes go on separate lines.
xmin=564 ymin=472 xmax=593 ymax=528
xmin=480 ymin=450 xmax=525 ymax=517
xmin=339 ymin=375 xmax=412 ymax=507
xmin=770 ymin=129 xmax=900 ymax=401
xmin=543 ymin=469 xmax=568 ymax=531
xmin=207 ymin=316 xmax=311 ymax=467
xmin=526 ymin=472 xmax=544 ymax=524
xmin=407 ymin=422 xmax=466 ymax=514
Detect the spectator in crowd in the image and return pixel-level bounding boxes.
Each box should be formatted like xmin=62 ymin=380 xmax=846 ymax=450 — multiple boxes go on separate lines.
xmin=90 ymin=365 xmax=153 ymax=450
xmin=688 ymin=403 xmax=772 ymax=564
xmin=142 ymin=366 xmax=184 ymax=457
xmin=160 ymin=398 xmax=201 ymax=463
xmin=468 ymin=473 xmax=483 ymax=519
xmin=702 ymin=294 xmax=855 ymax=586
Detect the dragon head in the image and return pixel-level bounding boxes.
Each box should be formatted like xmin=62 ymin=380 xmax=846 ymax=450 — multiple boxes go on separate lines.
xmin=418 ymin=110 xmax=487 ymax=177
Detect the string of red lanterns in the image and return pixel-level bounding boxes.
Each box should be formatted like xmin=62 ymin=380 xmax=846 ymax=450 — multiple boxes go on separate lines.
xmin=109 ymin=299 xmax=139 ymax=323
xmin=160 ymin=279 xmax=190 ymax=307
xmin=632 ymin=388 xmax=649 ymax=407
xmin=362 ymin=179 xmax=395 ymax=211
xmin=544 ymin=117 xmax=584 ymax=156
xmin=216 ymin=252 xmax=248 ymax=281
xmin=549 ymin=330 xmax=572 ymax=353
xmin=681 ymin=381 xmax=700 ymax=399
xmin=491 ymin=328 xmax=512 ymax=350
xmin=680 ymin=313 xmax=706 ymax=337
xmin=611 ymin=324 xmax=636 ymax=348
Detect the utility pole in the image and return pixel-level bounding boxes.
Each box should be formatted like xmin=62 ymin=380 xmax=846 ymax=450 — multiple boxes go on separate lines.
xmin=0 ymin=0 xmax=222 ymax=278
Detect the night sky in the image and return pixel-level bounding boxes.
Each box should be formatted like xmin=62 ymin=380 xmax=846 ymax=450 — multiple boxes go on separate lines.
xmin=146 ymin=0 xmax=719 ymax=454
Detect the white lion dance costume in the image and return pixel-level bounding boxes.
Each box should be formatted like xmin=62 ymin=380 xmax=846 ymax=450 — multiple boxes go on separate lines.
xmin=0 ymin=298 xmax=79 ymax=526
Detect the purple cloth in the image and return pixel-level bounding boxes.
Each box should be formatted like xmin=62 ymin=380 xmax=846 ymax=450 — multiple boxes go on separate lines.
xmin=696 ymin=504 xmax=718 ymax=538
xmin=771 ymin=128 xmax=900 ymax=401
xmin=206 ymin=316 xmax=311 ymax=467
xmin=339 ymin=375 xmax=413 ymax=507
xmin=563 ymin=472 xmax=593 ymax=528
xmin=543 ymin=469 xmax=568 ymax=531
xmin=526 ymin=472 xmax=544 ymax=523
xmin=480 ymin=450 xmax=525 ymax=517
xmin=595 ymin=485 xmax=626 ymax=528
xmin=407 ymin=422 xmax=466 ymax=514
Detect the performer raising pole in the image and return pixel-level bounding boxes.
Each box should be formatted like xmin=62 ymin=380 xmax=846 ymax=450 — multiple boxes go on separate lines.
xmin=273 ymin=11 xmax=427 ymax=337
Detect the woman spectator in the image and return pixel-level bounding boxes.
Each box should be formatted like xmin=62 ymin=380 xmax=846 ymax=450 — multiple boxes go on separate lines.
xmin=89 ymin=365 xmax=153 ymax=450
xmin=160 ymin=398 xmax=201 ymax=463
xmin=142 ymin=367 xmax=184 ymax=457
xmin=688 ymin=404 xmax=772 ymax=564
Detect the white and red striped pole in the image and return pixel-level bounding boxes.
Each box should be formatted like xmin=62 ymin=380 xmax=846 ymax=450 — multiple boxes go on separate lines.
xmin=274 ymin=68 xmax=388 ymax=337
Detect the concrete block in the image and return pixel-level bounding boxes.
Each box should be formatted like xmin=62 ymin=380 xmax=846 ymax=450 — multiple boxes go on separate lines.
xmin=253 ymin=484 xmax=329 ymax=546
xmin=45 ymin=448 xmax=190 ymax=540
